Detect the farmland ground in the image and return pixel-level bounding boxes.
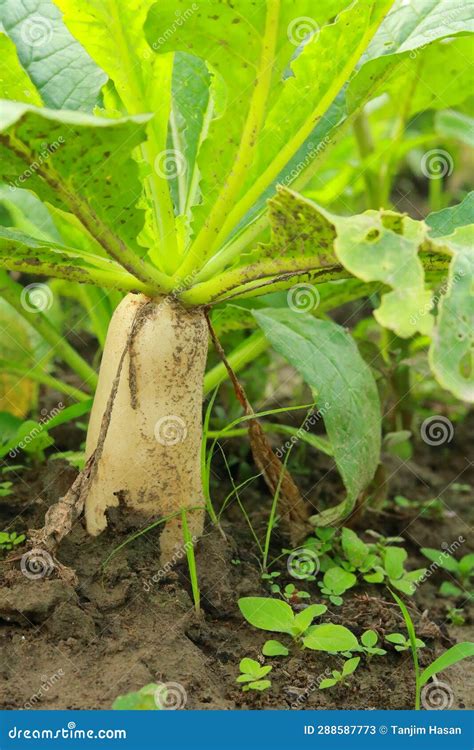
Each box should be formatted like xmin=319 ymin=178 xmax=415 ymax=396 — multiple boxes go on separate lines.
xmin=0 ymin=409 xmax=472 ymax=710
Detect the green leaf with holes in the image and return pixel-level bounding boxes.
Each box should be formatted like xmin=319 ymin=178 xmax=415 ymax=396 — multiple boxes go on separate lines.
xmin=429 ymin=227 xmax=474 ymax=402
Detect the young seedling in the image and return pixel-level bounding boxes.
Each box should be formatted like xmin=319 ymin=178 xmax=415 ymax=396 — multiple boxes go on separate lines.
xmin=0 ymin=481 xmax=13 ymax=498
xmin=319 ymin=657 xmax=361 ymax=690
xmin=303 ymin=624 xmax=359 ymax=653
xmin=385 ymin=632 xmax=426 ymax=653
xmin=0 ymin=530 xmax=25 ymax=551
xmin=112 ymin=684 xmax=162 ymax=710
xmin=238 ymin=597 xmax=327 ymax=642
xmin=391 ymin=590 xmax=474 ymax=710
xmin=262 ymin=640 xmax=289 ymax=657
xmin=365 ymin=547 xmax=426 ymax=594
xmin=357 ymin=630 xmax=387 ymax=657
xmin=445 ymin=607 xmax=466 ymax=626
xmin=236 ymin=658 xmax=272 ymax=692
xmin=421 ymin=547 xmax=474 ymax=598
xmin=318 ymin=566 xmax=357 ymax=605
xmin=281 ymin=583 xmax=311 ymax=604
xmin=392 ymin=495 xmax=445 ymax=519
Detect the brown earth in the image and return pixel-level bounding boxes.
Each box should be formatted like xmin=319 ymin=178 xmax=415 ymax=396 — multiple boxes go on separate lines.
xmin=0 ymin=414 xmax=472 ymax=711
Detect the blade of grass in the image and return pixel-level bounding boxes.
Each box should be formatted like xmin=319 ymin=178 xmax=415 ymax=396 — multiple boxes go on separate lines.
xmin=262 ymin=445 xmax=293 ymax=572
xmin=391 ymin=589 xmax=421 ymax=710
xmin=181 ymin=509 xmax=201 ymax=616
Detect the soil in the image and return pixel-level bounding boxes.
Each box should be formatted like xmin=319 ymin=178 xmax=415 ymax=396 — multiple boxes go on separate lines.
xmin=0 ymin=413 xmax=473 ymax=711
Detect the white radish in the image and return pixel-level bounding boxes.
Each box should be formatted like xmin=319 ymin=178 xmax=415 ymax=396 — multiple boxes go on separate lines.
xmin=84 ymin=292 xmax=207 ymax=561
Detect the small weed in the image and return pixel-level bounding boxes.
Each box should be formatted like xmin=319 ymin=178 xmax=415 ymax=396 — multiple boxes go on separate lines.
xmin=236 ymin=658 xmax=272 ymax=692
xmin=319 ymin=657 xmax=361 ymax=689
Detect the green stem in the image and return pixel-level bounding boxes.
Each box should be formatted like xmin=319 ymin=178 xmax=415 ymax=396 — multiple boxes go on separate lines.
xmin=203 ymin=332 xmax=269 ymax=394
xmin=0 ymin=257 xmax=157 ymax=295
xmin=379 ymin=59 xmax=422 ymax=206
xmin=181 ymin=259 xmax=346 ymax=305
xmin=262 ymin=446 xmax=292 ymax=572
xmin=201 ymin=14 xmax=389 ymax=261
xmin=353 ymin=111 xmax=380 ymax=209
xmin=0 ymin=271 xmax=98 ymax=390
xmin=174 ymin=0 xmax=281 ymax=282
xmin=102 ymin=3 xmax=177 ymax=265
xmin=0 ymin=360 xmax=89 ymax=401
xmin=194 ymin=212 xmax=269 ymax=284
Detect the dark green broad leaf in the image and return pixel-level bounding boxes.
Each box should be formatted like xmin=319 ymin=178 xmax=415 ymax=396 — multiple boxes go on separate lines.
xmin=169 ymin=53 xmax=211 ymax=221
xmin=253 ymin=309 xmax=381 ymax=525
xmin=0 ymin=0 xmax=107 ymax=111
xmin=0 ymin=102 xmax=149 ymax=257
xmin=426 ymin=192 xmax=474 ymax=238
